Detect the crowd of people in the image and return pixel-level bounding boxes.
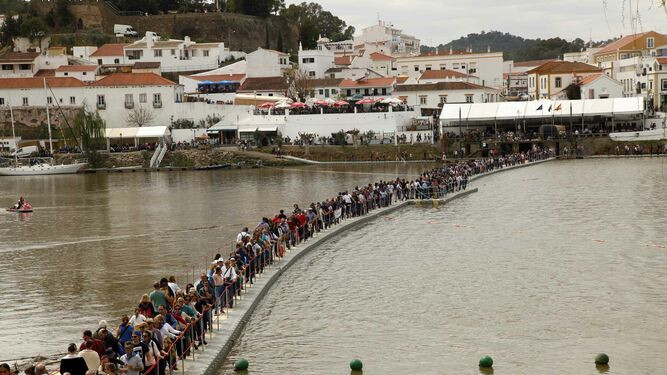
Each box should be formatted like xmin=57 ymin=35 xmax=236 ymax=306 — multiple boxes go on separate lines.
xmin=1 ymin=150 xmax=553 ymax=375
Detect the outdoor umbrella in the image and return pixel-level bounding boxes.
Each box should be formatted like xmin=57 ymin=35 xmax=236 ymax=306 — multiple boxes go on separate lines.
xmin=289 ymin=102 xmax=308 ymax=109
xmin=313 ymin=100 xmax=330 ymax=106
xmin=356 ymin=98 xmax=376 ymax=105
xmin=333 ymin=100 xmax=349 ymax=107
xmin=258 ymin=102 xmax=275 ymax=109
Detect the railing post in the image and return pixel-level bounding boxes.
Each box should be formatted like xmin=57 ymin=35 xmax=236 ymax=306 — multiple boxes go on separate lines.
xmin=180 ymin=339 xmax=185 ymax=375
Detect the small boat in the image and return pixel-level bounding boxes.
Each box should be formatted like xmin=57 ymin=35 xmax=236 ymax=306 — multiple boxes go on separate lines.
xmin=7 ymin=202 xmax=33 ymax=213
xmin=0 ymin=162 xmax=86 ymax=176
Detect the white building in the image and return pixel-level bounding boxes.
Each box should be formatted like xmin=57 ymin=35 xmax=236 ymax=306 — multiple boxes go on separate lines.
xmin=396 ymin=50 xmax=504 ymax=89
xmin=527 ymin=61 xmax=602 ymax=99
xmin=307 ymin=78 xmax=343 ymax=100
xmin=236 ymin=76 xmax=288 ymax=98
xmin=55 ymin=65 xmax=98 ymax=82
xmin=339 ymin=77 xmax=396 ymax=98
xmin=90 ymin=44 xmax=126 ymax=66
xmin=72 ymin=46 xmax=98 ymax=61
xmin=417 ymin=69 xmax=480 ymax=85
xmin=298 ymin=39 xmax=334 ymax=79
xmin=577 ymin=74 xmax=624 ymax=99
xmin=395 ymin=82 xmax=501 ymax=109
xmin=369 ymin=52 xmax=395 ymax=76
xmin=324 ymin=67 xmax=383 ymax=80
xmin=245 ymin=48 xmax=290 ymax=78
xmin=354 ymin=20 xmax=420 ymax=57
xmin=564 ymin=47 xmax=601 ymax=64
xmin=0 ymin=51 xmax=68 ymax=78
xmin=123 ymin=33 xmax=235 ymax=73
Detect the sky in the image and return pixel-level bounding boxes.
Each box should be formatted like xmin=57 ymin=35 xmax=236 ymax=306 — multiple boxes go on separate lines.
xmin=285 ymin=0 xmax=667 ymax=45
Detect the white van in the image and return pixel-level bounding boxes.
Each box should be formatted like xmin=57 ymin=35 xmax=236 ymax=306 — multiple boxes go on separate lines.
xmin=11 ymin=146 xmax=39 ymax=158
xmin=114 ymin=24 xmax=138 ymax=37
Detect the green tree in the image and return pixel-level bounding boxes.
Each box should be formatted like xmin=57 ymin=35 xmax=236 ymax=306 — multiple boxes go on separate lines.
xmin=55 ymin=0 xmax=74 ymax=30
xmin=565 ymin=83 xmax=581 ymax=100
xmin=0 ymin=0 xmax=29 ymax=14
xmin=0 ymin=14 xmax=21 ymax=48
xmin=19 ymin=16 xmax=46 ymax=43
xmin=72 ymin=109 xmax=106 ymax=152
xmin=280 ymin=2 xmax=354 ymax=49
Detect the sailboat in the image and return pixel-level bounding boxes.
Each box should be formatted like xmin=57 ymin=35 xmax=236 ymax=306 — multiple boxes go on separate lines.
xmin=0 ymin=78 xmax=86 ymax=176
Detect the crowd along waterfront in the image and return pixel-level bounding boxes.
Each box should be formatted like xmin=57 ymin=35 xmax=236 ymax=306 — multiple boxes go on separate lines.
xmin=0 ymin=150 xmax=552 ymax=374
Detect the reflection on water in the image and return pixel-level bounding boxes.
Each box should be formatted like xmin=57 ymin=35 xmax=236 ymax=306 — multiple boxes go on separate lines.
xmin=218 ymin=159 xmax=667 ymax=374
xmin=0 ymin=163 xmax=432 ymax=360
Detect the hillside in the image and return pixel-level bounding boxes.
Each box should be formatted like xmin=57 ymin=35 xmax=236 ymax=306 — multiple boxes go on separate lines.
xmin=422 ymin=31 xmax=616 ymax=61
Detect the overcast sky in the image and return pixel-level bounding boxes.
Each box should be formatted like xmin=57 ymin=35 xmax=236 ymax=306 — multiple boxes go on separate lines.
xmin=286 ymin=0 xmax=666 ymax=45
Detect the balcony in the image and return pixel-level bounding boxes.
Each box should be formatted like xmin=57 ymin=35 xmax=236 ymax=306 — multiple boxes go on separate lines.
xmin=125 ymin=101 xmax=134 ymax=109
xmin=153 ymin=101 xmax=162 ymax=108
xmin=97 ymin=102 xmax=106 ymax=110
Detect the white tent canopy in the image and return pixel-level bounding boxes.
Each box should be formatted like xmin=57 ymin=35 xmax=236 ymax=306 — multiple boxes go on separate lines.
xmin=105 ymin=126 xmax=168 ymax=139
xmin=440 ymin=98 xmax=645 ymax=123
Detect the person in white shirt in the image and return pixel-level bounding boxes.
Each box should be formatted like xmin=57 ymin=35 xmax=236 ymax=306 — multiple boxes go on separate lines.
xmin=120 ymin=342 xmax=143 ymax=375
xmin=128 ymin=308 xmax=146 ymax=326
xmin=167 ymin=276 xmax=181 ymax=295
xmin=155 ymin=315 xmax=181 ymax=340
xmin=78 ymin=340 xmax=100 ymax=373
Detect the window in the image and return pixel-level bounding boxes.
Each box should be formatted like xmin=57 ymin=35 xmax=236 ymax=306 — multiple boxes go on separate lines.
xmin=203 ymin=50 xmax=209 ymax=57
xmin=0 ymin=98 xmax=4 ymax=105
xmin=355 ymin=89 xmax=360 ymax=94
xmin=97 ymin=95 xmax=105 ymax=109
xmin=662 ymin=80 xmax=667 ymax=91
xmin=555 ymin=77 xmax=562 ymax=88
xmin=453 ymin=63 xmax=460 ymax=69
xmin=70 ymin=96 xmax=75 ymax=105
xmin=425 ymin=64 xmax=432 ymax=71
xmin=47 ymin=97 xmax=53 ymax=105
xmin=347 ymin=89 xmax=352 ymax=96
xmin=82 ymin=72 xmax=87 ymax=76
xmin=439 ymin=64 xmax=447 ymax=70
xmin=154 ymin=49 xmax=162 ymax=57
xmin=647 ymin=37 xmax=654 ymax=48
xmin=419 ymin=95 xmax=427 ymax=105
xmin=171 ymin=49 xmax=176 ymax=56
xmin=114 ymin=58 xmax=120 ymax=64
xmin=465 ymin=94 xmax=473 ymax=103
xmin=381 ymin=88 xmax=387 ymax=95
xmin=139 ymin=93 xmax=147 ymax=103
xmin=364 ymin=88 xmax=369 ymax=95
xmin=153 ymin=93 xmax=161 ymax=104
xmin=332 ymin=89 xmax=337 ymax=94
xmin=64 ymin=72 xmax=69 ymax=76
xmin=439 ymin=95 xmax=447 ymax=104
xmin=324 ymin=89 xmax=330 ymax=98
xmin=22 ymin=97 xmax=28 ymax=106
xmin=2 ymin=65 xmax=12 ymax=70
xmin=97 ymin=59 xmax=103 ymax=65
xmin=19 ymin=64 xmax=30 ymax=70
xmin=125 ymin=94 xmax=133 ymax=104
xmin=302 ymin=58 xmax=315 ymax=63
xmin=319 ymin=89 xmax=324 ymax=95
xmin=414 ymin=65 xmax=419 ymax=71
xmin=308 ymin=71 xmax=315 ymax=77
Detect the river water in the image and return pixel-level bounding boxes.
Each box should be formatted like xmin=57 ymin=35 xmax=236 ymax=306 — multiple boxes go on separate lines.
xmin=0 ymin=163 xmax=431 ymax=361
xmin=217 ymin=159 xmax=667 ymax=374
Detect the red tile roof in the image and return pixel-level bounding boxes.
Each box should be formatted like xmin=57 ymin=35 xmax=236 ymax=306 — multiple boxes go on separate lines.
xmin=237 ymin=76 xmax=288 ymax=92
xmin=56 ymin=65 xmax=98 ymax=72
xmin=187 ymin=74 xmax=245 ymax=82
xmin=0 ymin=51 xmax=39 ymax=63
xmin=370 ymin=52 xmax=394 ymax=61
xmin=419 ymin=69 xmax=468 ymax=80
xmin=657 ymin=57 xmax=667 ymax=65
xmin=595 ymin=33 xmax=648 ymax=55
xmin=396 ymin=76 xmax=409 ymax=84
xmin=395 ymin=82 xmax=496 ymax=92
xmin=334 ymin=55 xmax=353 ymax=66
xmin=34 ymin=69 xmax=56 ymax=77
xmin=91 ymin=73 xmax=176 ymax=86
xmin=0 ymin=77 xmax=85 ymax=89
xmin=513 ymin=59 xmax=558 ymax=68
xmin=526 ymin=61 xmax=602 ymax=74
xmin=578 ymin=73 xmax=603 ymax=86
xmin=339 ymin=77 xmax=395 ymax=88
xmin=133 ymin=62 xmax=161 ymax=69
xmin=90 ymin=44 xmax=125 ymax=57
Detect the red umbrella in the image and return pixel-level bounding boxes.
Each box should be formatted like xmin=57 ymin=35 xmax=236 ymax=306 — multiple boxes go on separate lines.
xmin=289 ymin=102 xmax=308 ymax=109
xmin=356 ymin=98 xmax=375 ymax=105
xmin=333 ymin=100 xmax=349 ymax=107
xmin=313 ymin=100 xmax=330 ymax=106
xmin=258 ymin=102 xmax=275 ymax=109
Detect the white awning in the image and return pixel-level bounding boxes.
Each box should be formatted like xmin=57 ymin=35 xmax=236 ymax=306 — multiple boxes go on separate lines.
xmin=136 ymin=126 xmax=168 ymax=138
xmin=553 ymin=100 xmax=585 ymax=116
xmin=495 ymin=101 xmax=527 ymax=120
xmin=524 ymin=100 xmax=555 ymax=118
xmin=612 ymin=97 xmax=644 ymax=114
xmin=583 ymin=99 xmax=614 ymax=116
xmin=439 ymin=103 xmax=472 ymax=122
xmin=466 ymin=102 xmax=499 ymax=121
xmin=238 ymin=126 xmax=278 ymax=132
xmin=105 ymin=128 xmax=138 ymax=138
xmin=208 ymin=123 xmax=238 ymax=131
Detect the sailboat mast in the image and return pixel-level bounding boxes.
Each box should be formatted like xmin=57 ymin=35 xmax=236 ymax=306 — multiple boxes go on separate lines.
xmin=9 ymin=97 xmax=17 ymax=166
xmin=43 ymin=77 xmax=53 ymax=155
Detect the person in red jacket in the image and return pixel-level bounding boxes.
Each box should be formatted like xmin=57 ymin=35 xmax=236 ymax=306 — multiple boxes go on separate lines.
xmin=79 ymin=330 xmax=106 ymax=357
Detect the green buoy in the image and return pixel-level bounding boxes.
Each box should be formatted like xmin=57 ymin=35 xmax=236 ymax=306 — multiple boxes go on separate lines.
xmin=234 ymin=358 xmax=249 ymax=371
xmin=350 ymin=359 xmax=363 ymax=371
xmin=479 ymin=355 xmax=493 ymax=368
xmin=595 ymin=353 xmax=609 ymax=365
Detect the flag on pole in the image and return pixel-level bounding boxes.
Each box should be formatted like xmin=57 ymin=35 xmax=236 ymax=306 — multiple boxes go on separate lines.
xmin=555 ymin=104 xmax=562 ymax=111
xmin=536 ymin=104 xmax=543 ymax=111
xmin=548 ymin=104 xmax=552 ymax=112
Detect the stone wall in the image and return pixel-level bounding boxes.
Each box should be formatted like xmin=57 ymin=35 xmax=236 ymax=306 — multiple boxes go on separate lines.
xmin=0 ymin=107 xmax=81 ymax=139
xmin=30 ymin=1 xmax=299 ymax=53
